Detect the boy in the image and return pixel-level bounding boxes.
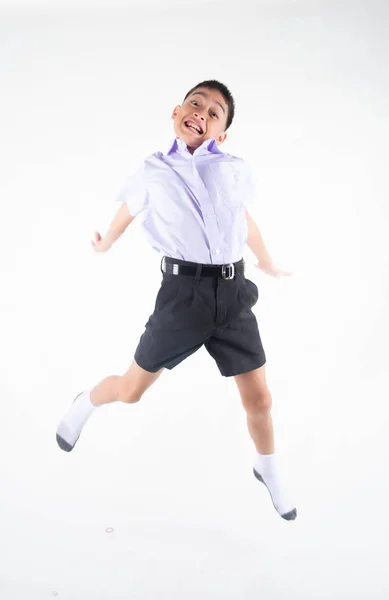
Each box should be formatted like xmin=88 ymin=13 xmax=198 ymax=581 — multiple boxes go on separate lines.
xmin=56 ymin=80 xmax=297 ymax=521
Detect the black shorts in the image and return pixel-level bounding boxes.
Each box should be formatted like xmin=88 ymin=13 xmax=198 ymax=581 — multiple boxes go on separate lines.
xmin=134 ymin=257 xmax=266 ymax=377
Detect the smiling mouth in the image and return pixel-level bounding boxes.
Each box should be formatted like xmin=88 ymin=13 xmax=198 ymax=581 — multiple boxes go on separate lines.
xmin=184 ymin=121 xmax=204 ymax=136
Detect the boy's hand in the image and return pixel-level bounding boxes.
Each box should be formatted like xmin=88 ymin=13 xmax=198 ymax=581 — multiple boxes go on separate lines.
xmin=91 ymin=232 xmax=110 ymax=253
xmin=255 ymin=260 xmax=292 ymax=278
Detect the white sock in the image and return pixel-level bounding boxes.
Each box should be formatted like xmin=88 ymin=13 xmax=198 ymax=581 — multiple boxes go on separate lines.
xmin=254 ymin=452 xmax=296 ymax=518
xmin=57 ymin=391 xmax=96 ymax=447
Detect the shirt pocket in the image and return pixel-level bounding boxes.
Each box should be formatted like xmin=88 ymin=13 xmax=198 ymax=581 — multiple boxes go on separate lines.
xmin=208 ymin=163 xmax=242 ymax=209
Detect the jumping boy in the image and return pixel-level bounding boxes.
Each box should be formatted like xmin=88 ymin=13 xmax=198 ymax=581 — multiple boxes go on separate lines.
xmin=56 ymin=80 xmax=297 ymax=521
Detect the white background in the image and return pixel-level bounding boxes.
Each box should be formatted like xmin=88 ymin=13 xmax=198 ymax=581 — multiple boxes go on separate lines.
xmin=0 ymin=0 xmax=388 ymax=598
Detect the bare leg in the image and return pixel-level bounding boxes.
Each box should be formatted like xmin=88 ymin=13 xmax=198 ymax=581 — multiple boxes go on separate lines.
xmin=234 ymin=364 xmax=274 ymax=454
xmin=56 ymin=359 xmax=164 ymax=451
xmin=90 ymin=360 xmax=164 ymax=406
xmin=234 ymin=364 xmax=297 ymax=520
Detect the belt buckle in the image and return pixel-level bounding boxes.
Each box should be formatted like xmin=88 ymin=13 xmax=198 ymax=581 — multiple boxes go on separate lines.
xmin=221 ymin=263 xmax=235 ymax=280
xmin=161 ymin=256 xmax=180 ymax=276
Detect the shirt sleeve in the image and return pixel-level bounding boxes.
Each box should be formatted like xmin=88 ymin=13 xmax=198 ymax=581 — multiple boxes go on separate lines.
xmin=239 ymin=161 xmax=258 ymax=210
xmin=115 ymin=162 xmax=148 ymax=217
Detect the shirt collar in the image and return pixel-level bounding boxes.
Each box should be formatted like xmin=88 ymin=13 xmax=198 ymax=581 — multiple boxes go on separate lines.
xmin=164 ymin=136 xmax=223 ymax=157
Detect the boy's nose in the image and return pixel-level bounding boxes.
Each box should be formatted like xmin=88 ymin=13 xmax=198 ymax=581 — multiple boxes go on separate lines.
xmin=194 ymin=112 xmax=205 ymax=122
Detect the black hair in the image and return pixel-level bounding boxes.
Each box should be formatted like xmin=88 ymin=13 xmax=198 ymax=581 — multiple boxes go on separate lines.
xmin=183 ymin=80 xmax=235 ymax=131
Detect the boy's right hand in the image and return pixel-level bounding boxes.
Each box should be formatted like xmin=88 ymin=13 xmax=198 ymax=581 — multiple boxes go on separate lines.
xmin=91 ymin=231 xmax=109 ymax=253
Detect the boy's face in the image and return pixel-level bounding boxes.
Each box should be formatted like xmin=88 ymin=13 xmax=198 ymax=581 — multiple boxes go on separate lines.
xmin=171 ymin=87 xmax=228 ymax=154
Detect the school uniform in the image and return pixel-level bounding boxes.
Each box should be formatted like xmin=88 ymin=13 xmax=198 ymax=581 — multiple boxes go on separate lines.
xmin=56 ymin=136 xmax=297 ymax=521
xmin=116 ymin=136 xmax=266 ymax=377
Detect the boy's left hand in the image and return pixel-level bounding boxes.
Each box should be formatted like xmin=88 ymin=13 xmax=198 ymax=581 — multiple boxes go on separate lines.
xmin=255 ymin=260 xmax=292 ymax=278
xmin=91 ymin=231 xmax=110 ymax=253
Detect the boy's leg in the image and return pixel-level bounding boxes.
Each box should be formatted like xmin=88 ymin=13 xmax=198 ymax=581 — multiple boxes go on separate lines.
xmin=56 ymin=359 xmax=164 ymax=451
xmin=234 ymin=364 xmax=274 ymax=454
xmin=234 ymin=364 xmax=297 ymax=520
xmin=90 ymin=359 xmax=165 ymax=406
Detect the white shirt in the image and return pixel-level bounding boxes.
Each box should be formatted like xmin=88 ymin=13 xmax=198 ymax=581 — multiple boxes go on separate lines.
xmin=116 ymin=136 xmax=258 ymax=265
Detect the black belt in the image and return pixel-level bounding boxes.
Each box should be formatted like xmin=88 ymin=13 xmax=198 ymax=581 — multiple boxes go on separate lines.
xmin=161 ymin=256 xmax=245 ymax=280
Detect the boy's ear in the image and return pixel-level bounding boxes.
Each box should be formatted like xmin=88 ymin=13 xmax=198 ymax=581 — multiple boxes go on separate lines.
xmin=216 ymin=132 xmax=227 ymax=145
xmin=171 ymin=105 xmax=181 ymax=119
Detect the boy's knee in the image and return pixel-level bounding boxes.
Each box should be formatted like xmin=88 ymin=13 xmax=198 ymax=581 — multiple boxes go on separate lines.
xmin=245 ymin=393 xmax=272 ymax=414
xmin=120 ymin=391 xmax=142 ymax=404
xmin=118 ymin=379 xmax=142 ymax=404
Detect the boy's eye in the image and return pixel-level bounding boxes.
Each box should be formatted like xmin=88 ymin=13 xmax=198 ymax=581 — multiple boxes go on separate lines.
xmin=191 ymin=101 xmax=218 ymax=118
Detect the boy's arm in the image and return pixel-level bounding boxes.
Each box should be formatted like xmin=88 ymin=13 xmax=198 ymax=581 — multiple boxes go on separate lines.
xmin=97 ymin=202 xmax=135 ymax=251
xmin=245 ymin=209 xmax=273 ymax=266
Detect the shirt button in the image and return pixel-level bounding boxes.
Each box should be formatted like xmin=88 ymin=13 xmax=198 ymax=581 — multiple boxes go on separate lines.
xmin=215 ymin=249 xmax=221 ymax=255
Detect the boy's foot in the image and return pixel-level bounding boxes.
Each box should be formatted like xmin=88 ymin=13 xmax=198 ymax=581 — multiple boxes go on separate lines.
xmin=253 ymin=453 xmax=297 ymax=520
xmin=56 ymin=391 xmax=95 ymax=452
xmin=253 ymin=468 xmax=297 ymax=520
